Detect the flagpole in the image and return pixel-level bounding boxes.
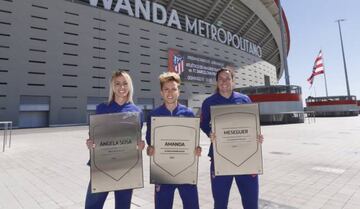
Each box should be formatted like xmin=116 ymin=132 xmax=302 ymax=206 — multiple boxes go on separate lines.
xmin=335 ymin=19 xmax=351 ymax=97
xmin=323 ymin=73 xmax=329 ymax=97
xmin=321 ymin=51 xmax=329 ymax=97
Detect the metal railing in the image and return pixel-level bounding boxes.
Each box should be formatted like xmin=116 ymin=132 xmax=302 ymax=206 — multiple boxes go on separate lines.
xmin=1 ymin=121 xmax=12 ymax=152
xmin=304 ymin=111 xmax=316 ymax=124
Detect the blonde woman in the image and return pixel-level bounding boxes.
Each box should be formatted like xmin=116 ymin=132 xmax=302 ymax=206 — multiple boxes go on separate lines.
xmin=85 ymin=70 xmax=144 ymax=209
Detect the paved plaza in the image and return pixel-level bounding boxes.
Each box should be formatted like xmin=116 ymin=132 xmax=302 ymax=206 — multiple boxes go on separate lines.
xmin=1 ymin=116 xmax=360 ymax=209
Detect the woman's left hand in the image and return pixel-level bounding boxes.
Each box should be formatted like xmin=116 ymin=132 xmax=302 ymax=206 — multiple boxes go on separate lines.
xmin=257 ymin=134 xmax=264 ymax=144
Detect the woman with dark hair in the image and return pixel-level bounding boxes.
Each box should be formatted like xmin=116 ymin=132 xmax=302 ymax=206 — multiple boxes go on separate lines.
xmin=200 ymin=68 xmax=263 ymax=209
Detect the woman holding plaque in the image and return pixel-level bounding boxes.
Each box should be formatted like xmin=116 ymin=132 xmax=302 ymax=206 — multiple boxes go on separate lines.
xmin=200 ymin=68 xmax=263 ymax=209
xmin=146 ymin=72 xmax=201 ymax=209
xmin=85 ymin=70 xmax=145 ymax=209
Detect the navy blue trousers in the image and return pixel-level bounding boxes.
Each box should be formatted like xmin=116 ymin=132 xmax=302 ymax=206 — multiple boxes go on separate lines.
xmin=210 ymin=161 xmax=259 ymax=209
xmin=84 ymin=182 xmax=132 ymax=209
xmin=154 ymin=184 xmax=200 ymax=209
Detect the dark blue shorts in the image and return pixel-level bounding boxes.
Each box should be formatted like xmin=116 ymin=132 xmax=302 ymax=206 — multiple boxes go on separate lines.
xmin=210 ymin=160 xmax=259 ymax=209
xmin=155 ymin=184 xmax=200 ymax=209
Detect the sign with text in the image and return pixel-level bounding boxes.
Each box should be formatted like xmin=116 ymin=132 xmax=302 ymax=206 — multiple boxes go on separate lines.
xmin=88 ymin=0 xmax=263 ymax=58
xmin=168 ymin=49 xmax=231 ymax=84
xmin=211 ymin=103 xmax=263 ymax=176
xmin=89 ymin=112 xmax=143 ymax=193
xmin=150 ymin=117 xmax=200 ymax=184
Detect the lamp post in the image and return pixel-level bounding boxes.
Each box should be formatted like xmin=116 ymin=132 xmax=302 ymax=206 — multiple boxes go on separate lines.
xmin=335 ymin=19 xmax=351 ymax=97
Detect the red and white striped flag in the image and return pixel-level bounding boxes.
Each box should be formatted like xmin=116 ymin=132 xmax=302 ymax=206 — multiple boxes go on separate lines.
xmin=307 ymin=50 xmax=325 ymax=85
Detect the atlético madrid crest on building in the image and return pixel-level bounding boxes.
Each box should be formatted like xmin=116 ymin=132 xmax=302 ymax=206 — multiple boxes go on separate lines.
xmin=168 ymin=49 xmax=185 ymax=75
xmin=168 ymin=48 xmax=231 ymax=84
xmin=173 ymin=55 xmax=185 ymax=75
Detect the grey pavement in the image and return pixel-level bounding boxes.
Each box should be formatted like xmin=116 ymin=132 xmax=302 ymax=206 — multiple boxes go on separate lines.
xmin=1 ymin=116 xmax=360 ymax=209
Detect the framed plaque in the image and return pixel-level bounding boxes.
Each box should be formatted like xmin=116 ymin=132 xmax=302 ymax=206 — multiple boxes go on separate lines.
xmin=150 ymin=117 xmax=200 ymax=185
xmin=211 ymin=103 xmax=263 ymax=176
xmin=89 ymin=112 xmax=143 ymax=193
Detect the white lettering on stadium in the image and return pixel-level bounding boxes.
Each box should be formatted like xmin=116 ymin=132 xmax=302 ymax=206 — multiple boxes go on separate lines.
xmin=89 ymin=0 xmax=262 ymax=58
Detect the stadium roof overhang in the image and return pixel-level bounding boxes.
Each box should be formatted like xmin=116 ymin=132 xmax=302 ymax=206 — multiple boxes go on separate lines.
xmin=80 ymin=0 xmax=290 ymax=80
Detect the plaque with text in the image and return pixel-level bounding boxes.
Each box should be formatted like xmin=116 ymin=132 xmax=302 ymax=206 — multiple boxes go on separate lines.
xmin=211 ymin=103 xmax=263 ymax=176
xmin=89 ymin=112 xmax=143 ymax=193
xmin=150 ymin=117 xmax=200 ymax=185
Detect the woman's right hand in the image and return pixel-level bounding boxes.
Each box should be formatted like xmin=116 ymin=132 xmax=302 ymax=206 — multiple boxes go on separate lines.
xmin=86 ymin=139 xmax=95 ymax=149
xmin=147 ymin=145 xmax=155 ymax=156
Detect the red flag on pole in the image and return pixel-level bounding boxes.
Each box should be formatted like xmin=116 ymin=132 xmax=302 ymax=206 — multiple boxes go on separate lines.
xmin=307 ymin=50 xmax=325 ymax=85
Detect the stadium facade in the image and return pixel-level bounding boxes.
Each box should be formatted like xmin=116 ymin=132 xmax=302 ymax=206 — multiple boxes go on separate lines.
xmin=0 ymin=0 xmax=290 ymax=128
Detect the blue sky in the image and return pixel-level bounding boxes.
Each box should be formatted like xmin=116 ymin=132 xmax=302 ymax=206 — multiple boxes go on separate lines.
xmin=281 ymin=0 xmax=360 ymax=100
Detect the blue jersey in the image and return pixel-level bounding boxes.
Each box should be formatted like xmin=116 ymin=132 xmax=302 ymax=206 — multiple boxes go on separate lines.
xmin=145 ymin=104 xmax=194 ymax=145
xmin=96 ymin=101 xmax=144 ymax=125
xmin=200 ymin=91 xmax=251 ymax=158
